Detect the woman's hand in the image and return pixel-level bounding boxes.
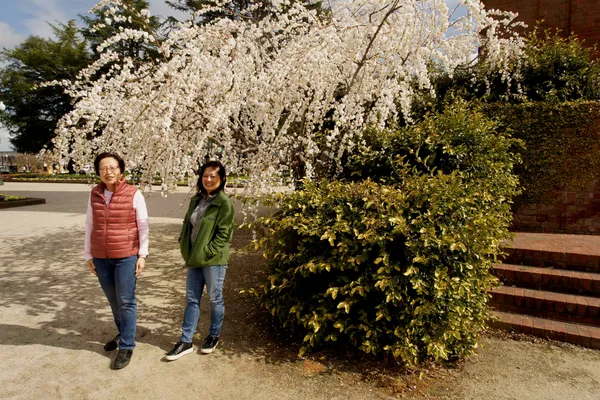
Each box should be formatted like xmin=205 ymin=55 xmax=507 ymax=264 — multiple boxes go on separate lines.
xmin=135 ymin=257 xmax=146 ymax=278
xmin=86 ymin=259 xmax=97 ymax=276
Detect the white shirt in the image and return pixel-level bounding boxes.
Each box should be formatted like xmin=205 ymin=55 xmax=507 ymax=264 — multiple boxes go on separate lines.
xmin=84 ymin=189 xmax=149 ymax=260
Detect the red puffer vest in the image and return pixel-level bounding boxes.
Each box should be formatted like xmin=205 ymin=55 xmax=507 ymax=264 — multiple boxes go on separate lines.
xmin=90 ymin=179 xmax=139 ymax=259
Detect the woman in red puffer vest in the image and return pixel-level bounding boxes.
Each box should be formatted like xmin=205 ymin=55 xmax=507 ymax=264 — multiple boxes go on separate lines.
xmin=84 ymin=152 xmax=149 ymax=370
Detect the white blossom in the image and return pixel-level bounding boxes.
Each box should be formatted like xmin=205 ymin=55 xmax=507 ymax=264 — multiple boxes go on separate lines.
xmin=51 ymin=0 xmax=524 ymax=193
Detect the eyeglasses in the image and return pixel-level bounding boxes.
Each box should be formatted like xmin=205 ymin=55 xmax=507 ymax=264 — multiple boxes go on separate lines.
xmin=99 ymin=166 xmax=120 ymax=174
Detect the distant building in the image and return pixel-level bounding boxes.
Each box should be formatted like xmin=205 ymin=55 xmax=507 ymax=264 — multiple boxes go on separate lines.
xmin=484 ymin=0 xmax=600 ymax=50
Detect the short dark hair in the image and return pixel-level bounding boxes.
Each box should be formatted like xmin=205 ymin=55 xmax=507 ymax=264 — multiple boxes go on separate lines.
xmin=94 ymin=152 xmax=125 ymax=176
xmin=197 ymin=160 xmax=227 ymax=195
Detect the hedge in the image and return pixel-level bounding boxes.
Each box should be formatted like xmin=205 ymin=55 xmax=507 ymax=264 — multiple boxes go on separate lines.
xmin=249 ymin=101 xmax=521 ymax=365
xmin=485 ymin=101 xmax=600 ymax=204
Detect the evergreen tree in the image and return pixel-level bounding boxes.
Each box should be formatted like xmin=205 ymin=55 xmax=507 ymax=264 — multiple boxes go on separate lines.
xmin=166 ymin=0 xmax=323 ymax=24
xmin=80 ymin=0 xmax=162 ymax=60
xmin=0 ymin=21 xmax=91 ymax=153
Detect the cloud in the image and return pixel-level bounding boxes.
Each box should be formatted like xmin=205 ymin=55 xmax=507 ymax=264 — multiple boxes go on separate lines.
xmin=0 ymin=22 xmax=27 ymax=51
xmin=23 ymin=0 xmax=70 ymax=39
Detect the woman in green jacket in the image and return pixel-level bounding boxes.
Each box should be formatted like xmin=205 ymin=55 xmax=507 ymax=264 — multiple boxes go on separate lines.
xmin=166 ymin=160 xmax=234 ymax=360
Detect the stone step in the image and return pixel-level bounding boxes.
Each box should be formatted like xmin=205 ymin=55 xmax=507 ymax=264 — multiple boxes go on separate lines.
xmin=493 ymin=263 xmax=600 ymax=296
xmin=489 ymin=286 xmax=600 ymax=326
xmin=503 ymin=232 xmax=600 ymax=273
xmin=504 ymin=249 xmax=600 ymax=273
xmin=489 ymin=310 xmax=600 ymax=349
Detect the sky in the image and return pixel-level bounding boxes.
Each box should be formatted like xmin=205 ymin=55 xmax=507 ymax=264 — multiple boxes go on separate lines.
xmin=0 ymin=0 xmax=190 ymax=151
xmin=0 ymin=0 xmax=464 ymax=152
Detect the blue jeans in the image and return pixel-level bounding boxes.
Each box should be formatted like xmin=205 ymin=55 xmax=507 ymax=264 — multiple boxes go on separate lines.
xmin=94 ymin=255 xmax=138 ymax=350
xmin=181 ymin=266 xmax=227 ymax=343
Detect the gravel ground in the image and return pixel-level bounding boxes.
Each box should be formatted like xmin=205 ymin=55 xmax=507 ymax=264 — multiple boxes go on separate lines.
xmin=1 ymin=182 xmax=600 ymax=400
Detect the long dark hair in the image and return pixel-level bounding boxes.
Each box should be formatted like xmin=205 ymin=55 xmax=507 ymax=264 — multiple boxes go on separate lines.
xmin=94 ymin=152 xmax=125 ymax=176
xmin=197 ymin=160 xmax=227 ymax=195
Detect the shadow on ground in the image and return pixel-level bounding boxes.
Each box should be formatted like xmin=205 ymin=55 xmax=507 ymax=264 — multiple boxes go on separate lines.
xmin=0 ymin=223 xmax=303 ymax=364
xmin=1 ymin=219 xmax=426 ymax=400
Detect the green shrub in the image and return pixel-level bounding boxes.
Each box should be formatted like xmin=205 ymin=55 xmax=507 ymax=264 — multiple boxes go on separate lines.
xmin=249 ymin=102 xmax=521 ymax=365
xmin=416 ymin=27 xmax=600 ymax=111
xmin=521 ymin=29 xmax=600 ymax=102
xmin=410 ymin=27 xmax=600 ymax=207
xmin=485 ymin=101 xmax=600 ymax=204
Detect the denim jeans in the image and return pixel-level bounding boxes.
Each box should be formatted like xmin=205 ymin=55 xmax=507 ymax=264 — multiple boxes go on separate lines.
xmin=94 ymin=255 xmax=138 ymax=350
xmin=181 ymin=265 xmax=227 ymax=343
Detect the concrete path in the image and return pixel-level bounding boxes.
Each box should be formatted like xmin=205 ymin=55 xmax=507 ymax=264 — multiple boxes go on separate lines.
xmin=1 ymin=182 xmax=600 ymax=400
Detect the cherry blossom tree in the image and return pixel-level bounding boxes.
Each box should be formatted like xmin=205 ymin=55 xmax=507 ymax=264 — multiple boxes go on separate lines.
xmin=48 ymin=0 xmax=524 ymax=191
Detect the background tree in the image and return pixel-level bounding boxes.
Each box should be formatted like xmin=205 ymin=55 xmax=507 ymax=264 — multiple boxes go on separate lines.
xmin=0 ymin=21 xmax=91 ymax=153
xmin=165 ymin=0 xmax=323 ymax=25
xmin=80 ymin=0 xmax=162 ymax=61
xmin=166 ymin=0 xmax=252 ymax=21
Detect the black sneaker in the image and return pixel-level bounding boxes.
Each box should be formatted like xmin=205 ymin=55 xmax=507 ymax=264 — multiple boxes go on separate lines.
xmin=112 ymin=349 xmax=133 ymax=370
xmin=103 ymin=334 xmax=120 ymax=352
xmin=201 ymin=336 xmax=219 ymax=354
xmin=165 ymin=341 xmax=193 ymax=361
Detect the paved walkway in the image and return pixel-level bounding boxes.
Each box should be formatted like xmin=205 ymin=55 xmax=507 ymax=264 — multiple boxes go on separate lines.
xmin=0 ymin=182 xmax=386 ymax=400
xmin=1 ymin=182 xmax=600 ymax=400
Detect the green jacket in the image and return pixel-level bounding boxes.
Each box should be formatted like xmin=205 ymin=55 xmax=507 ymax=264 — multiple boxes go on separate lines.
xmin=179 ymin=191 xmax=234 ymax=267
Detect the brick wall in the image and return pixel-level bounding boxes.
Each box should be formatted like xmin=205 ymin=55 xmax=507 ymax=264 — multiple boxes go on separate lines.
xmin=484 ymin=0 xmax=600 ymax=234
xmin=512 ymin=180 xmax=600 ymax=235
xmin=484 ymin=0 xmax=600 ymax=50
